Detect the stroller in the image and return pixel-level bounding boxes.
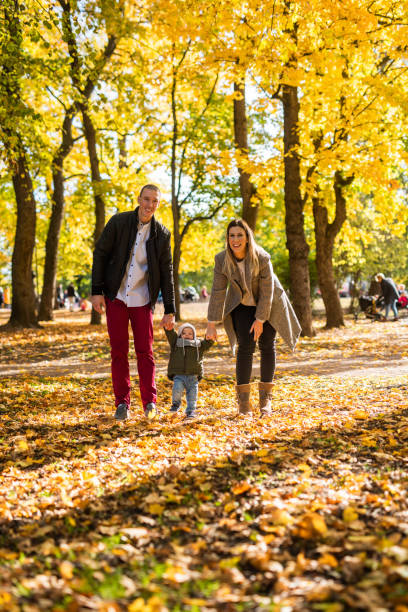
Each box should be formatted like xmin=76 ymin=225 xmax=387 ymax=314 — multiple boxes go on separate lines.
xmin=356 ymin=295 xmax=385 ymax=322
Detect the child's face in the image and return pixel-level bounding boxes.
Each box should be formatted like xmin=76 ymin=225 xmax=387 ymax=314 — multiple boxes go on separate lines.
xmin=181 ymin=327 xmax=194 ymax=340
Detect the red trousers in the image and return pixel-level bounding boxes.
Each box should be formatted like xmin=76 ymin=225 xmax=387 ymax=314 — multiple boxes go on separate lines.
xmin=105 ymin=298 xmax=156 ymax=409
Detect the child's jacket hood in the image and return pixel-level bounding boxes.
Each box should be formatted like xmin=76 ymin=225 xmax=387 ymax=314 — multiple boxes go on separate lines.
xmin=176 ymin=323 xmax=201 ymax=348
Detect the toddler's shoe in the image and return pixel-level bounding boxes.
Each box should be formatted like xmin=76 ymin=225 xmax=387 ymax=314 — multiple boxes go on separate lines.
xmin=169 ymin=405 xmax=180 ymax=413
xmin=185 ymin=410 xmax=196 ymax=419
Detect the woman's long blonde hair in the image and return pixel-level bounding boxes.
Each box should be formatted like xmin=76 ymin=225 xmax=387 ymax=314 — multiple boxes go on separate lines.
xmin=223 ymin=219 xmax=260 ymax=279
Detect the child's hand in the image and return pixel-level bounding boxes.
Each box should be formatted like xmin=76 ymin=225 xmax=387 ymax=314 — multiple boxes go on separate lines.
xmin=161 ymin=314 xmax=175 ymax=330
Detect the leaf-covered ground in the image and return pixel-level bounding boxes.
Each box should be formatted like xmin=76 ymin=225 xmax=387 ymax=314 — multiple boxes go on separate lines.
xmin=1 ymin=313 xmax=408 ymax=611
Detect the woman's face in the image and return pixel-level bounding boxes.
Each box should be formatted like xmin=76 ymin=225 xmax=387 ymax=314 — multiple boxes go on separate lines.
xmin=228 ymin=226 xmax=248 ymax=259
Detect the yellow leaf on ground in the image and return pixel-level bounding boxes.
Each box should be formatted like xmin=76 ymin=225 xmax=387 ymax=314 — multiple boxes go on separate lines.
xmin=318 ymin=553 xmax=338 ymax=568
xmin=343 ymin=506 xmax=359 ymax=523
xmin=297 ymin=513 xmax=327 ymax=539
xmin=353 ymin=410 xmax=369 ymax=419
xmin=129 ymin=598 xmax=168 ymax=612
xmin=232 ymin=481 xmax=251 ymax=495
xmin=163 ymin=565 xmax=191 ymax=583
xmin=59 ymin=560 xmax=74 ymax=579
xmin=17 ymin=439 xmax=29 ymax=451
xmin=148 ymin=504 xmax=165 ymax=515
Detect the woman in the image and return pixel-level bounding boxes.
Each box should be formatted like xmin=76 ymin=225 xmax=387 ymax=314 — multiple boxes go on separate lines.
xmin=206 ymin=219 xmax=301 ymax=415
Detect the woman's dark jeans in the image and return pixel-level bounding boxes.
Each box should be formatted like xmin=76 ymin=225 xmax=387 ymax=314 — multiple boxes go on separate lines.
xmin=231 ymin=303 xmax=276 ymax=385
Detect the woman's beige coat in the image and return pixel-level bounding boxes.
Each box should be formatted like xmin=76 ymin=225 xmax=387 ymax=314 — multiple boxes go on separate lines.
xmin=207 ymin=248 xmax=301 ymax=353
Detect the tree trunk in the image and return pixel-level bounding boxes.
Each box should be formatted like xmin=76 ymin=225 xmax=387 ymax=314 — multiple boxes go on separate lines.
xmin=1 ymin=2 xmax=38 ymax=328
xmin=348 ymin=270 xmax=361 ymax=314
xmin=7 ymin=153 xmax=38 ymax=328
xmin=172 ymin=238 xmax=182 ymax=321
xmin=282 ymin=83 xmax=315 ymax=336
xmin=313 ymin=201 xmax=344 ymax=329
xmin=119 ymin=134 xmax=127 ymax=169
xmin=170 ymin=57 xmax=182 ymax=322
xmin=81 ymin=107 xmax=105 ymax=325
xmin=56 ymin=0 xmax=116 ymax=325
xmin=313 ymin=171 xmax=352 ymax=328
xmin=38 ymin=110 xmax=75 ymax=321
xmin=233 ymin=80 xmax=257 ymax=231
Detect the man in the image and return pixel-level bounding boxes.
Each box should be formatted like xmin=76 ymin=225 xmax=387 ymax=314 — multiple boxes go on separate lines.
xmin=91 ymin=184 xmax=175 ymax=420
xmin=375 ymin=273 xmax=399 ymax=321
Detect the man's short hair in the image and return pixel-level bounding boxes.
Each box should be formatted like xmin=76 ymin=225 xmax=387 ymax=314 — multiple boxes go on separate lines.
xmin=140 ymin=184 xmax=161 ymax=198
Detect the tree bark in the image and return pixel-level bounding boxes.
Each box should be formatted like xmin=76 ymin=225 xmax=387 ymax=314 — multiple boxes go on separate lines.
xmin=313 ymin=199 xmax=344 ymax=328
xmin=81 ymin=107 xmax=105 ymax=325
xmin=348 ymin=270 xmax=361 ymax=314
xmin=282 ymin=83 xmax=315 ymax=336
xmin=312 ymin=184 xmax=343 ymax=329
xmin=313 ymin=171 xmax=353 ymax=328
xmin=233 ymin=80 xmax=257 ymax=230
xmin=119 ymin=134 xmax=127 ymax=169
xmin=7 ymin=153 xmax=38 ymax=328
xmin=55 ymin=0 xmax=116 ymax=325
xmin=38 ymin=110 xmax=75 ymax=320
xmin=1 ymin=1 xmax=38 ymax=328
xmin=172 ymin=237 xmax=182 ymax=321
xmin=170 ymin=55 xmax=182 ymax=321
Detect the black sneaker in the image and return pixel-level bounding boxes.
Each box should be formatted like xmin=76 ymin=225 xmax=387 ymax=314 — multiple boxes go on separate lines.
xmin=185 ymin=410 xmax=196 ymax=419
xmin=145 ymin=402 xmax=158 ymax=420
xmin=114 ymin=403 xmax=129 ymax=421
xmin=169 ymin=405 xmax=180 ymax=413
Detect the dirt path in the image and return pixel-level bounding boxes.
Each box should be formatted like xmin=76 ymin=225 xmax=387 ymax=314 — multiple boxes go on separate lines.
xmin=1 ymin=352 xmax=408 ymax=379
xmin=1 ymin=305 xmax=408 ymax=380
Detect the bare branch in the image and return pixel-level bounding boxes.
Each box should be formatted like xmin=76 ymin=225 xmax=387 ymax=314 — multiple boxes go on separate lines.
xmin=46 ymin=86 xmax=68 ymax=111
xmin=180 ymin=199 xmax=226 ymax=240
xmin=177 ymin=74 xmax=219 ymax=199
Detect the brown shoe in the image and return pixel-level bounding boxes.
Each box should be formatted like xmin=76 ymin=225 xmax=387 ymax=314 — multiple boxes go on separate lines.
xmin=236 ymin=383 xmax=252 ymax=414
xmin=259 ymin=381 xmax=274 ymax=416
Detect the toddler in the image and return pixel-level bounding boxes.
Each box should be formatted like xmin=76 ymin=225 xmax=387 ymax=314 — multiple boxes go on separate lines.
xmin=165 ymin=323 xmax=213 ymax=418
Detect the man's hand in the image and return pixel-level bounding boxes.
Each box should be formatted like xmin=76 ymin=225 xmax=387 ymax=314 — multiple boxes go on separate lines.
xmin=250 ymin=319 xmax=263 ymax=342
xmin=91 ymin=295 xmax=106 ymax=314
xmin=161 ymin=313 xmax=175 ymax=330
xmin=205 ymin=322 xmax=217 ymax=341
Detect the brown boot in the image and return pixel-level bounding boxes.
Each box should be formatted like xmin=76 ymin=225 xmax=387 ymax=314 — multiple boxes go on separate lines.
xmin=236 ymin=383 xmax=252 ymax=414
xmin=259 ymin=381 xmax=274 ymax=416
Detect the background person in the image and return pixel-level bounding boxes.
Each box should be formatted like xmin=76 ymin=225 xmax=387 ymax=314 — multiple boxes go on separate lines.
xmin=205 ymin=219 xmax=300 ymax=416
xmin=66 ymin=283 xmax=76 ymax=311
xmin=91 ymin=184 xmax=175 ymax=421
xmin=3 ymin=286 xmax=10 ymax=308
xmin=375 ymin=273 xmax=399 ymax=321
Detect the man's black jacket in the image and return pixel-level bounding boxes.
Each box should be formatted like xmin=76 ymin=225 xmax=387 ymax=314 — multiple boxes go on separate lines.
xmin=380 ymin=277 xmax=399 ymax=304
xmin=91 ymin=208 xmax=175 ymax=314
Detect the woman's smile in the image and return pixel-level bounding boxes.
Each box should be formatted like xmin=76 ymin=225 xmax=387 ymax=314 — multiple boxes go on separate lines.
xmin=228 ymin=228 xmax=247 ymax=258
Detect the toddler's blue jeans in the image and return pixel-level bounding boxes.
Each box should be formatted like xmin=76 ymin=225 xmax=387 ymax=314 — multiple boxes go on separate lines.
xmin=171 ymin=375 xmax=198 ymax=414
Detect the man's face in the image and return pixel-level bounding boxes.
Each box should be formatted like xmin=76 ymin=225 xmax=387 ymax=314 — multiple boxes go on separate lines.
xmin=138 ymin=188 xmax=160 ymax=223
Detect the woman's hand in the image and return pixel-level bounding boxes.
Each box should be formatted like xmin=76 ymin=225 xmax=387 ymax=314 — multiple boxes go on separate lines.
xmin=250 ymin=319 xmax=263 ymax=342
xmin=205 ymin=322 xmax=217 ymax=341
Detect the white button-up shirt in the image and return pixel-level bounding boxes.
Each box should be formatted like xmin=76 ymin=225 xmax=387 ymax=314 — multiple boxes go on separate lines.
xmin=116 ymin=221 xmax=151 ymax=307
